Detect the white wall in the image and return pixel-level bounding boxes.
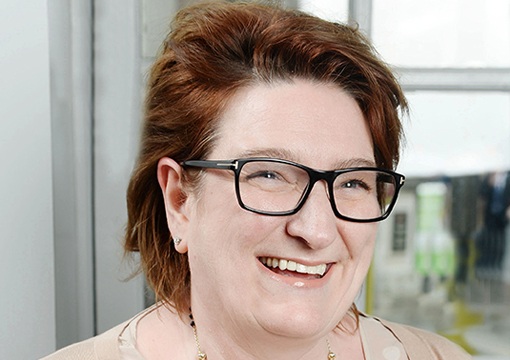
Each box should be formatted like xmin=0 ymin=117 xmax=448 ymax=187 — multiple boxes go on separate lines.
xmin=0 ymin=1 xmax=56 ymax=359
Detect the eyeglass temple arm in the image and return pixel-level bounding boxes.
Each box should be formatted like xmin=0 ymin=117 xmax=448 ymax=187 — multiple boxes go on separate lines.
xmin=376 ymin=172 xmax=405 ymax=186
xmin=182 ymin=160 xmax=238 ymax=170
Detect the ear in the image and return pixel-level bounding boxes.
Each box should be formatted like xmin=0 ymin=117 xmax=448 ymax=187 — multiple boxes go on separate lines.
xmin=157 ymin=157 xmax=191 ymax=253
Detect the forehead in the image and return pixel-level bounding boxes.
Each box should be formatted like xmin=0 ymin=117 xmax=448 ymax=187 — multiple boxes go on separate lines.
xmin=210 ymin=79 xmax=374 ymax=169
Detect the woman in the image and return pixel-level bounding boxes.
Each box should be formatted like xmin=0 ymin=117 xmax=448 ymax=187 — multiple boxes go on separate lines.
xmin=43 ymin=1 xmax=472 ymax=359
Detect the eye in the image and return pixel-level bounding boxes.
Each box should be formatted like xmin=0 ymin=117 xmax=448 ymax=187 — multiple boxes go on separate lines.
xmin=246 ymin=171 xmax=283 ymax=181
xmin=340 ymin=179 xmax=370 ymax=190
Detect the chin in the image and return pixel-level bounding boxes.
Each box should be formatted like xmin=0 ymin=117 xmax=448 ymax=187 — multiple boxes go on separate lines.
xmin=256 ymin=302 xmax=341 ymax=339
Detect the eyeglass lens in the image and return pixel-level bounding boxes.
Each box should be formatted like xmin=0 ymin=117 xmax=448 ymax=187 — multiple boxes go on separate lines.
xmin=238 ymin=160 xmax=397 ymax=220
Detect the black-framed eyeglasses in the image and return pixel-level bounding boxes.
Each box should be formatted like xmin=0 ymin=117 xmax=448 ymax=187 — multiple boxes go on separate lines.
xmin=182 ymin=158 xmax=405 ymax=223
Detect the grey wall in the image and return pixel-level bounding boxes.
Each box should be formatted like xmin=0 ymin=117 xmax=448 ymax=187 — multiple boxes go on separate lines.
xmin=0 ymin=0 xmax=57 ymax=358
xmin=93 ymin=0 xmax=145 ymax=334
xmin=48 ymin=0 xmax=146 ymax=347
xmin=48 ymin=0 xmax=95 ymax=349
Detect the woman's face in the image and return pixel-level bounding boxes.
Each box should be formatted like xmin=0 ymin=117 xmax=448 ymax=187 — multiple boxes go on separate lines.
xmin=181 ymin=79 xmax=378 ymax=339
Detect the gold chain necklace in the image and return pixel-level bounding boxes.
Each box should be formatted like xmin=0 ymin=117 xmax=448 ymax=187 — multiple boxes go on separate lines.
xmin=189 ymin=312 xmax=336 ymax=359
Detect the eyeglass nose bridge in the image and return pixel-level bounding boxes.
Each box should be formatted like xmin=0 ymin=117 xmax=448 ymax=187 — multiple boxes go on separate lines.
xmin=291 ymin=169 xmax=339 ymax=217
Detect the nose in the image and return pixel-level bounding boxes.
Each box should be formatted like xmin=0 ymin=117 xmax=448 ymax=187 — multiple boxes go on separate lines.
xmin=285 ymin=180 xmax=339 ymax=249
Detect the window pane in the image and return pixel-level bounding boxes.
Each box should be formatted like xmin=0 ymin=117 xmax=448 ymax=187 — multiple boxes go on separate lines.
xmin=370 ymin=91 xmax=510 ymax=357
xmin=372 ymin=0 xmax=510 ymax=68
xmin=398 ymin=91 xmax=510 ymax=177
xmin=298 ymin=0 xmax=349 ymax=23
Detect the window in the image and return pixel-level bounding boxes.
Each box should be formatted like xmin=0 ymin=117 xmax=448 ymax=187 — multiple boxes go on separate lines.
xmin=367 ymin=1 xmax=510 ymax=357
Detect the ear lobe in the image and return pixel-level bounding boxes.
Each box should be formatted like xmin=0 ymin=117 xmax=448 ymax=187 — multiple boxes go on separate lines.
xmin=157 ymin=157 xmax=190 ymax=253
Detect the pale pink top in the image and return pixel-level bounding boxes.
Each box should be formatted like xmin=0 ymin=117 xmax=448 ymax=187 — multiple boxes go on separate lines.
xmin=118 ymin=306 xmax=407 ymax=360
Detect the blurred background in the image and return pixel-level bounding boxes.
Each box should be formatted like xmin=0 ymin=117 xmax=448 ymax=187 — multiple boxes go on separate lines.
xmin=1 ymin=0 xmax=509 ymax=359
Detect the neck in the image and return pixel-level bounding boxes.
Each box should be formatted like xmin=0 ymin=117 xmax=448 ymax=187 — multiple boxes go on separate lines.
xmin=188 ymin=306 xmax=343 ymax=360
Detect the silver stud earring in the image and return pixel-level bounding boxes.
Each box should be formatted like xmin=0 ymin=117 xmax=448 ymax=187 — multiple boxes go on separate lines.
xmin=173 ymin=237 xmax=182 ymax=246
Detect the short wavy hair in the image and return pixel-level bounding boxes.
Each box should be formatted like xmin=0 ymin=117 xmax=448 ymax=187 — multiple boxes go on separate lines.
xmin=125 ymin=0 xmax=407 ymax=316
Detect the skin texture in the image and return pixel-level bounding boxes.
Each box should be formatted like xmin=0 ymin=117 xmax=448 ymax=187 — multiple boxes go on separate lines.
xmin=148 ymin=79 xmax=378 ymax=359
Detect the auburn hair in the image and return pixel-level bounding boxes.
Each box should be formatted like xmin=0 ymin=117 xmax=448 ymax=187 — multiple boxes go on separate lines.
xmin=125 ymin=1 xmax=407 ymax=316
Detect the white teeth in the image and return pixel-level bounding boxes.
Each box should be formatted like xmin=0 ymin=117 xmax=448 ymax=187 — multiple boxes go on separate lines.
xmin=287 ymin=260 xmax=297 ymax=271
xmin=278 ymin=259 xmax=287 ymax=270
xmin=318 ymin=264 xmax=326 ymax=275
xmin=296 ymin=263 xmax=307 ymax=273
xmin=260 ymin=257 xmax=328 ymax=277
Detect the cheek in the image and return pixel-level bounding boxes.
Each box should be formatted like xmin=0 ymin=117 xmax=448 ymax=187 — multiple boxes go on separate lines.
xmin=188 ymin=182 xmax=276 ymax=263
xmin=342 ymin=222 xmax=378 ymax=261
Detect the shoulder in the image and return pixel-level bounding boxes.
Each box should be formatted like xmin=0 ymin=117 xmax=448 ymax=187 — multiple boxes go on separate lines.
xmin=40 ymin=322 xmax=127 ymax=360
xmin=362 ymin=314 xmax=473 ymax=360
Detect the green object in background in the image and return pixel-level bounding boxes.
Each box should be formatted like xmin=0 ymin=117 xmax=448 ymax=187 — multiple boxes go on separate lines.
xmin=431 ymin=232 xmax=455 ymax=277
xmin=416 ymin=182 xmax=447 ymax=232
xmin=415 ymin=233 xmax=431 ymax=275
xmin=415 ymin=182 xmax=454 ymax=277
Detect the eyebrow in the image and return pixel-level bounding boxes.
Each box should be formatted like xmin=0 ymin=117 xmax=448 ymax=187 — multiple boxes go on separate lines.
xmin=234 ymin=148 xmax=377 ymax=169
xmin=334 ymin=158 xmax=377 ymax=169
xmin=237 ymin=148 xmax=297 ymax=161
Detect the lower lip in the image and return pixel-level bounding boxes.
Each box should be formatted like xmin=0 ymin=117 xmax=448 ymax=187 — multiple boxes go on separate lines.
xmin=258 ymin=260 xmax=333 ymax=289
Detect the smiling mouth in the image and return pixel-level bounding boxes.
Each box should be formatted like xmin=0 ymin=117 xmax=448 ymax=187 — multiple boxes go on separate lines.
xmin=259 ymin=257 xmax=330 ymax=279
